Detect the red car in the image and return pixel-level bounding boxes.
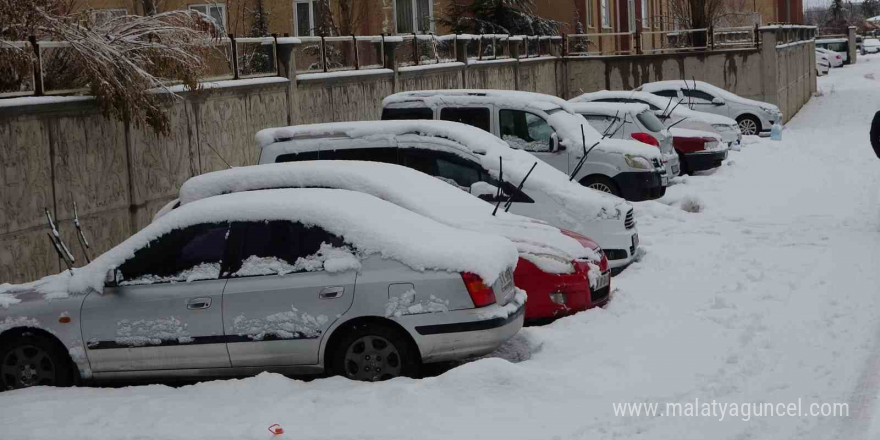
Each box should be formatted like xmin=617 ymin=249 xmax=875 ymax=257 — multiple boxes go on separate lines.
xmin=670 ymin=128 xmax=729 ymax=174
xmin=518 ymin=230 xmax=611 ymax=325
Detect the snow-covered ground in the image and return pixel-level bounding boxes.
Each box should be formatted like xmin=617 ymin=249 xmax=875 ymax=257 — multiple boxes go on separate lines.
xmin=2 ymin=57 xmax=880 ymax=440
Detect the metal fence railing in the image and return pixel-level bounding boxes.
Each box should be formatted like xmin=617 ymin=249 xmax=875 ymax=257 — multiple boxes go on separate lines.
xmin=0 ymin=26 xmax=814 ymax=99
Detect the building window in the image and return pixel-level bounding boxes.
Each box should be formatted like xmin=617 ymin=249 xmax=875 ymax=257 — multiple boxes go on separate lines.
xmin=628 ymin=0 xmax=636 ymax=31
xmin=396 ymin=0 xmax=433 ymax=34
xmin=641 ymin=0 xmax=648 ymax=27
xmin=89 ymin=8 xmax=126 ymax=26
xmin=601 ymin=0 xmax=611 ymax=28
xmin=294 ymin=0 xmax=317 ymax=36
xmin=587 ymin=0 xmax=594 ymax=27
xmin=189 ymin=3 xmax=227 ymax=34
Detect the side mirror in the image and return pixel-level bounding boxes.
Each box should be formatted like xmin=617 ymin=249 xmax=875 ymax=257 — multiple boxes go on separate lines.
xmin=104 ymin=268 xmax=118 ymax=287
xmin=550 ymin=133 xmax=564 ymax=152
xmin=470 ymin=181 xmax=500 ymax=199
xmin=712 ymin=97 xmax=725 ymax=106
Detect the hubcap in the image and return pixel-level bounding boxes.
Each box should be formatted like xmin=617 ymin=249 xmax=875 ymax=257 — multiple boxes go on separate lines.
xmin=343 ymin=335 xmax=402 ymax=381
xmin=588 ymin=183 xmax=613 ymax=194
xmin=2 ymin=345 xmax=56 ymax=389
xmin=739 ymin=119 xmax=758 ymax=136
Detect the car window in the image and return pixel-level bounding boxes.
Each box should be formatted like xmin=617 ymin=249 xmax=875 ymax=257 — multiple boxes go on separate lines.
xmin=580 ymin=114 xmax=618 ymax=134
xmin=681 ymin=89 xmax=715 ymax=103
xmin=440 ymin=107 xmax=491 ymax=132
xmin=435 ymin=157 xmax=483 ymax=189
xmin=499 ymin=109 xmax=554 ymax=152
xmin=227 ymin=221 xmax=346 ymax=277
xmin=275 ymin=151 xmax=320 ymax=163
xmin=652 ymin=89 xmax=679 ymax=99
xmin=634 ymin=99 xmax=662 ymax=111
xmin=636 ymin=110 xmax=666 ymax=132
xmin=320 ymin=147 xmax=398 ymax=164
xmin=117 ymin=223 xmax=229 ymax=284
xmin=381 ymin=107 xmax=433 ymax=120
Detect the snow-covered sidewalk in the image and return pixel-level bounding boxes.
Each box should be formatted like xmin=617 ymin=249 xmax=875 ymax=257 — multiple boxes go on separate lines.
xmin=2 ymin=58 xmax=880 ymax=440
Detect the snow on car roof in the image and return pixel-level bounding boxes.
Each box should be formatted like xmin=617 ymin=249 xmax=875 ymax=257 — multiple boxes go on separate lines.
xmin=257 ymin=120 xmax=631 ymax=223
xmin=382 ymin=89 xmax=572 ymax=113
xmin=176 ymin=161 xmax=600 ymax=269
xmin=568 ymin=101 xmax=651 ymax=117
xmin=1 ymin=188 xmax=519 ymax=299
xmin=571 ymin=90 xmax=739 ymax=127
xmin=635 ymin=80 xmax=780 ymax=111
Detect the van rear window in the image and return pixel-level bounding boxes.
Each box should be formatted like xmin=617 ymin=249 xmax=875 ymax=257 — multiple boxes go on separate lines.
xmin=382 ymin=107 xmax=434 ymax=120
xmin=440 ymin=107 xmax=491 ymax=132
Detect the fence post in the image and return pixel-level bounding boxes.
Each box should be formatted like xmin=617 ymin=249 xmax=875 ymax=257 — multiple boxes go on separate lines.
xmin=352 ymin=35 xmax=360 ymax=70
xmin=412 ymin=33 xmax=419 ymax=65
xmin=562 ymin=34 xmax=568 ymax=57
xmin=28 ymin=36 xmax=44 ymax=96
xmin=229 ymin=34 xmax=239 ymax=79
xmin=635 ymin=29 xmax=642 ymax=55
xmin=708 ymin=26 xmax=714 ymax=51
xmin=320 ymin=35 xmax=328 ymax=72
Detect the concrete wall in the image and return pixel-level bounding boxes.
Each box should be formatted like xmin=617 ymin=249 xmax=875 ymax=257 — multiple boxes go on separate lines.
xmin=0 ymin=32 xmax=815 ymax=283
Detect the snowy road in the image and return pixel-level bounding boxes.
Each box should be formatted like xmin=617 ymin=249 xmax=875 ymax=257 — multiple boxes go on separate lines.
xmin=2 ymin=58 xmax=880 ymax=440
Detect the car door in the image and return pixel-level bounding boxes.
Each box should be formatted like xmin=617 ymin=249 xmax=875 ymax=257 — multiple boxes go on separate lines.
xmin=81 ymin=222 xmax=232 ymax=372
xmin=681 ymin=88 xmax=727 ymax=118
xmin=497 ymin=108 xmax=570 ymax=174
xmin=222 ymin=220 xmax=357 ymax=367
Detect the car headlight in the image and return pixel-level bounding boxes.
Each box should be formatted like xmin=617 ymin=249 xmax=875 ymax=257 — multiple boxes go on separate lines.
xmin=624 ymin=154 xmax=652 ymax=170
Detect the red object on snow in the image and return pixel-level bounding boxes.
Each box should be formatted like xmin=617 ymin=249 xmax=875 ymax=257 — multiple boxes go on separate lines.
xmin=268 ymin=424 xmax=284 ymax=435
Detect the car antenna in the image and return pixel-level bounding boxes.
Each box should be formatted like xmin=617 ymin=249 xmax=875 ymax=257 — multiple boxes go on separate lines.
xmin=204 ymin=140 xmax=233 ymax=169
xmin=504 ymin=162 xmax=537 ymax=212
xmin=73 ymin=201 xmax=91 ymax=263
xmin=45 ymin=208 xmax=75 ymax=273
xmin=667 ymin=116 xmax=689 ymax=129
xmin=492 ymin=157 xmax=504 ymax=216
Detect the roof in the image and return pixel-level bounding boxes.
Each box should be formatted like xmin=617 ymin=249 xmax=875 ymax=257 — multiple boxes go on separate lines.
xmin=3 ymin=188 xmax=520 ymax=298
xmin=176 ymin=161 xmax=600 ymax=270
xmin=815 ymin=38 xmax=847 ymax=43
xmin=568 ymin=102 xmax=651 ymax=117
xmin=571 ymin=90 xmax=739 ymax=127
xmin=382 ymin=89 xmax=573 ymax=113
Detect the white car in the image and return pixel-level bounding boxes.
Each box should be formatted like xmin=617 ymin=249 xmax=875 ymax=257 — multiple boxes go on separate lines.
xmin=381 ymin=90 xmax=669 ymax=202
xmin=257 ymin=120 xmax=643 ymax=271
xmin=635 ymin=80 xmax=783 ymax=136
xmin=816 ymin=47 xmax=843 ymax=67
xmin=816 ymin=50 xmax=831 ymax=76
xmin=570 ymin=90 xmax=742 ymax=149
xmin=816 ymin=38 xmax=849 ymax=63
xmin=568 ymin=102 xmax=680 ymax=176
xmin=863 ymin=38 xmax=880 ymax=54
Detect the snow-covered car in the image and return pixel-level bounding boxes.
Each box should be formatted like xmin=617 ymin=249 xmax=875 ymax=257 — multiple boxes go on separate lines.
xmin=863 ymin=38 xmax=880 ymax=54
xmin=668 ymin=127 xmax=728 ymax=174
xmin=816 ymin=47 xmax=844 ymax=67
xmin=156 ymin=161 xmax=612 ymax=322
xmin=257 ymin=120 xmax=642 ymax=271
xmin=568 ymin=101 xmax=680 ymax=176
xmin=815 ymin=51 xmax=831 ymax=76
xmin=381 ymin=89 xmax=669 ymax=201
xmin=569 ymin=90 xmax=742 ymax=149
xmin=0 ymin=188 xmax=524 ymax=388
xmin=636 ymin=80 xmax=783 ymax=136
xmin=815 ymin=38 xmax=849 ymax=63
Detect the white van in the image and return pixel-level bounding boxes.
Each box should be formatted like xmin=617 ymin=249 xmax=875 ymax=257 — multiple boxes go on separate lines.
xmin=257 ymin=120 xmax=642 ymax=271
xmin=381 ymin=90 xmax=669 ymax=202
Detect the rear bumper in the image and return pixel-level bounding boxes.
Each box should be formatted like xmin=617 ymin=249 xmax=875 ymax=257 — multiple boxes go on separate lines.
xmin=612 ymin=171 xmax=666 ymax=201
xmin=683 ymin=150 xmax=727 ymax=173
xmin=412 ymin=298 xmax=525 ymax=363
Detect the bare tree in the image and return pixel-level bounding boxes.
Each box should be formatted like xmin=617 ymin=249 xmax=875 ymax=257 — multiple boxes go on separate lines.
xmin=0 ymin=0 xmax=221 ymax=134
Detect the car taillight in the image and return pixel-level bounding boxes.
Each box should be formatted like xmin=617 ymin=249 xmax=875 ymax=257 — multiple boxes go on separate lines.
xmin=631 ymin=132 xmax=659 ymax=147
xmin=461 ymin=273 xmax=496 ymax=308
xmin=674 ymin=136 xmax=713 ymax=153
xmin=599 ymin=252 xmax=609 ymax=273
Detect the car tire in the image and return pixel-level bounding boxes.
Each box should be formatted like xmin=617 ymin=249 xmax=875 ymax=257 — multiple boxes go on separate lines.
xmin=678 ymin=153 xmax=690 ymax=175
xmin=581 ymin=175 xmax=621 ymax=197
xmin=736 ymin=115 xmax=761 ymax=136
xmin=0 ymin=333 xmax=74 ymax=391
xmin=328 ymin=322 xmax=419 ymax=382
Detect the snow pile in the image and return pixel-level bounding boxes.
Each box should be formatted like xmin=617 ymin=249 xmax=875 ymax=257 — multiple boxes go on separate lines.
xmin=0 ymin=188 xmax=519 ymax=298
xmin=179 ymin=160 xmax=602 ymax=271
xmin=384 ymin=289 xmax=450 ymax=318
xmin=231 ymin=307 xmax=328 ymax=340
xmin=120 ymin=262 xmax=220 ymax=285
xmin=234 ymin=244 xmax=361 ymax=277
xmin=114 ymin=317 xmax=193 ymax=347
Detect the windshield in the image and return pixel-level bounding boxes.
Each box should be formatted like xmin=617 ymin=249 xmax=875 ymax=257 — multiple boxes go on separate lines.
xmin=637 ymin=111 xmax=666 ymax=132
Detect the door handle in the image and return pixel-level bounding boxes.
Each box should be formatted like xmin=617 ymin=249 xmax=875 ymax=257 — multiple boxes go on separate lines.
xmin=319 ymin=286 xmax=345 ymax=299
xmin=187 ymin=297 xmax=212 ymax=310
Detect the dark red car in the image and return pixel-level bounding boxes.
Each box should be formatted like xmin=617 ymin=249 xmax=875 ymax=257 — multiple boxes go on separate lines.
xmin=670 ymin=128 xmax=729 ymax=174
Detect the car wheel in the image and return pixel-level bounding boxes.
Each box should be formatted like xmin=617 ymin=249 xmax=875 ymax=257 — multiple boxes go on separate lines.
xmin=581 ymin=176 xmax=621 ymax=197
xmin=678 ymin=153 xmax=690 ymax=175
xmin=736 ymin=115 xmax=761 ymax=136
xmin=0 ymin=333 xmax=74 ymax=390
xmin=330 ymin=323 xmax=418 ymax=382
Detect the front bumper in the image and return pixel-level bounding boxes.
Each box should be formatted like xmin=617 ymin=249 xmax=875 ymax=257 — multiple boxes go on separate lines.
xmin=412 ymin=299 xmax=525 ymax=363
xmin=612 ymin=171 xmax=666 ymax=202
xmin=683 ymin=150 xmax=728 ymax=173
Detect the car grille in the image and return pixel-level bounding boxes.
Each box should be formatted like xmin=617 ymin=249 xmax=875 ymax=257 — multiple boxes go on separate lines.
xmin=625 ymin=209 xmax=636 ymax=229
xmin=652 ymin=158 xmax=663 ymax=169
xmin=591 ymin=285 xmax=610 ymax=304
